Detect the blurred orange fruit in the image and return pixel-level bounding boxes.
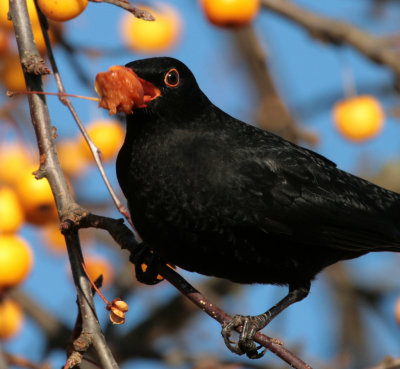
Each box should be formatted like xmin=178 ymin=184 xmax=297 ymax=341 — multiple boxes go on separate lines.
xmin=0 ymin=53 xmax=26 ymax=91
xmin=85 ymin=256 xmax=114 ymax=288
xmin=0 ymin=0 xmax=40 ymax=30
xmin=32 ymin=24 xmax=59 ymax=54
xmin=57 ymin=139 xmax=89 ymax=177
xmin=16 ymin=168 xmax=58 ymax=225
xmin=37 ymin=0 xmax=88 ymax=22
xmin=0 ymin=299 xmax=24 ymax=339
xmin=80 ymin=119 xmax=125 ymax=162
xmin=120 ymin=4 xmax=181 ymax=53
xmin=333 ymin=95 xmax=384 ymax=142
xmin=0 ymin=235 xmax=33 ymax=288
xmin=0 ymin=187 xmax=24 ymax=233
xmin=200 ymin=0 xmax=260 ymax=27
xmin=42 ymin=223 xmax=65 ymax=254
xmin=0 ymin=28 xmax=9 ymax=55
xmin=0 ymin=143 xmax=32 ymax=185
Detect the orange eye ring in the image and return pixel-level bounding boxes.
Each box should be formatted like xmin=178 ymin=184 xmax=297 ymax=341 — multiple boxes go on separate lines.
xmin=164 ymin=68 xmax=179 ymax=87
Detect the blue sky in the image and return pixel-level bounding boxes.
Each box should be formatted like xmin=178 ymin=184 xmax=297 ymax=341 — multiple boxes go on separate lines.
xmin=3 ymin=0 xmax=400 ymax=368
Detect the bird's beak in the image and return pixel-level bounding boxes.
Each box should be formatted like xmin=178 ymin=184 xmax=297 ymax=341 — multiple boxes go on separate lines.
xmin=95 ymin=65 xmax=161 ymax=115
xmin=135 ymin=74 xmax=161 ymax=105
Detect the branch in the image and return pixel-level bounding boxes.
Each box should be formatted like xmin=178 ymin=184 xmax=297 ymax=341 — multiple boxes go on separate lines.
xmin=9 ymin=1 xmax=119 ymax=368
xmin=115 ymin=278 xmax=240 ymax=360
xmin=261 ymin=0 xmax=400 ymax=85
xmin=232 ymin=25 xmax=318 ymax=145
xmin=158 ymin=265 xmax=311 ymax=369
xmin=75 ymin=213 xmax=312 ymax=369
xmin=35 ymin=6 xmax=132 ymax=226
xmin=88 ymin=0 xmax=155 ymax=20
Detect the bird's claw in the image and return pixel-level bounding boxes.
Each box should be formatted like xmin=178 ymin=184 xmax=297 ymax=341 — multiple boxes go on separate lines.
xmin=222 ymin=315 xmax=267 ymax=359
xmin=130 ymin=243 xmax=164 ymax=285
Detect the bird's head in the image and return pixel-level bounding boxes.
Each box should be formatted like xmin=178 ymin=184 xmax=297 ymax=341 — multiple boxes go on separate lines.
xmin=95 ymin=57 xmax=209 ymax=118
xmin=124 ymin=57 xmax=205 ymax=114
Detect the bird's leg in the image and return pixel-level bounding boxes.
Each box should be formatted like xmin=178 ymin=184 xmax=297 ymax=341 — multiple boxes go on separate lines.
xmin=222 ymin=282 xmax=310 ymax=359
xmin=129 ymin=242 xmax=165 ymax=285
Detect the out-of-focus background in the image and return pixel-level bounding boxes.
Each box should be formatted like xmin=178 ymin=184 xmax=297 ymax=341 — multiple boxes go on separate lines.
xmin=1 ymin=1 xmax=400 ymax=369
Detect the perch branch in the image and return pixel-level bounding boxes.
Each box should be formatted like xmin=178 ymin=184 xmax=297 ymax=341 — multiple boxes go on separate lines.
xmin=74 ymin=213 xmax=312 ymax=369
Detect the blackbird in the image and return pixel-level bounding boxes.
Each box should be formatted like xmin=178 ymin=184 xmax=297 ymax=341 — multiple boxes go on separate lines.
xmin=116 ymin=57 xmax=400 ymax=358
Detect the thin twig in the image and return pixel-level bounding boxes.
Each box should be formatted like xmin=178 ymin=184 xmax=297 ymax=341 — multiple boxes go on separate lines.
xmin=7 ymin=90 xmax=100 ymax=101
xmin=10 ymin=1 xmax=119 ymax=368
xmin=159 ymin=265 xmax=312 ymax=369
xmin=77 ymin=213 xmax=313 ymax=369
xmin=89 ymin=0 xmax=155 ymax=21
xmin=36 ymin=4 xmax=134 ymax=227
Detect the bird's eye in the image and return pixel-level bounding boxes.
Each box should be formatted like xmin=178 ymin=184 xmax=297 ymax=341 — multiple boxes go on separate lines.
xmin=164 ymin=68 xmax=179 ymax=87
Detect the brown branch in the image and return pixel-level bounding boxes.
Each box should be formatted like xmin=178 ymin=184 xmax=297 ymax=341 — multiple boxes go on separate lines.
xmin=34 ymin=6 xmax=132 ymax=227
xmin=9 ymin=0 xmax=74 ymax=215
xmin=64 ymin=231 xmax=119 ymax=369
xmin=75 ymin=213 xmax=312 ymax=369
xmin=158 ymin=265 xmax=311 ymax=369
xmin=232 ymin=25 xmax=318 ymax=145
xmin=88 ymin=0 xmax=155 ymax=20
xmin=115 ymin=278 xmax=240 ymax=360
xmin=261 ymin=0 xmax=400 ymax=85
xmin=9 ymin=1 xmax=119 ymax=368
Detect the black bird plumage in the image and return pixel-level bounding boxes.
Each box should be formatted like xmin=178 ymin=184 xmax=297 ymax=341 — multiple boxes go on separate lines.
xmin=116 ymin=57 xmax=400 ymax=357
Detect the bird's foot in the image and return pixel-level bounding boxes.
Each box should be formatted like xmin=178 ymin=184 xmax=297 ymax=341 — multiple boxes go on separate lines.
xmin=222 ymin=314 xmax=268 ymax=359
xmin=130 ymin=243 xmax=164 ymax=285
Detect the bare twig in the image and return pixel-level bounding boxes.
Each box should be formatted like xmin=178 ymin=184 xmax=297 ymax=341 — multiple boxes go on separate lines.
xmin=159 ymin=265 xmax=311 ymax=369
xmin=9 ymin=1 xmax=119 ymax=368
xmin=76 ymin=213 xmax=312 ymax=369
xmin=64 ymin=231 xmax=119 ymax=369
xmin=115 ymin=278 xmax=241 ymax=360
xmin=35 ymin=4 xmax=133 ymax=227
xmin=7 ymin=90 xmax=100 ymax=101
xmin=261 ymin=0 xmax=400 ymax=85
xmin=88 ymin=0 xmax=155 ymax=21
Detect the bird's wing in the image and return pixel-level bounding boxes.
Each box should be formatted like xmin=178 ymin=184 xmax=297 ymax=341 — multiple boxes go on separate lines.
xmin=221 ymin=128 xmax=400 ymax=253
